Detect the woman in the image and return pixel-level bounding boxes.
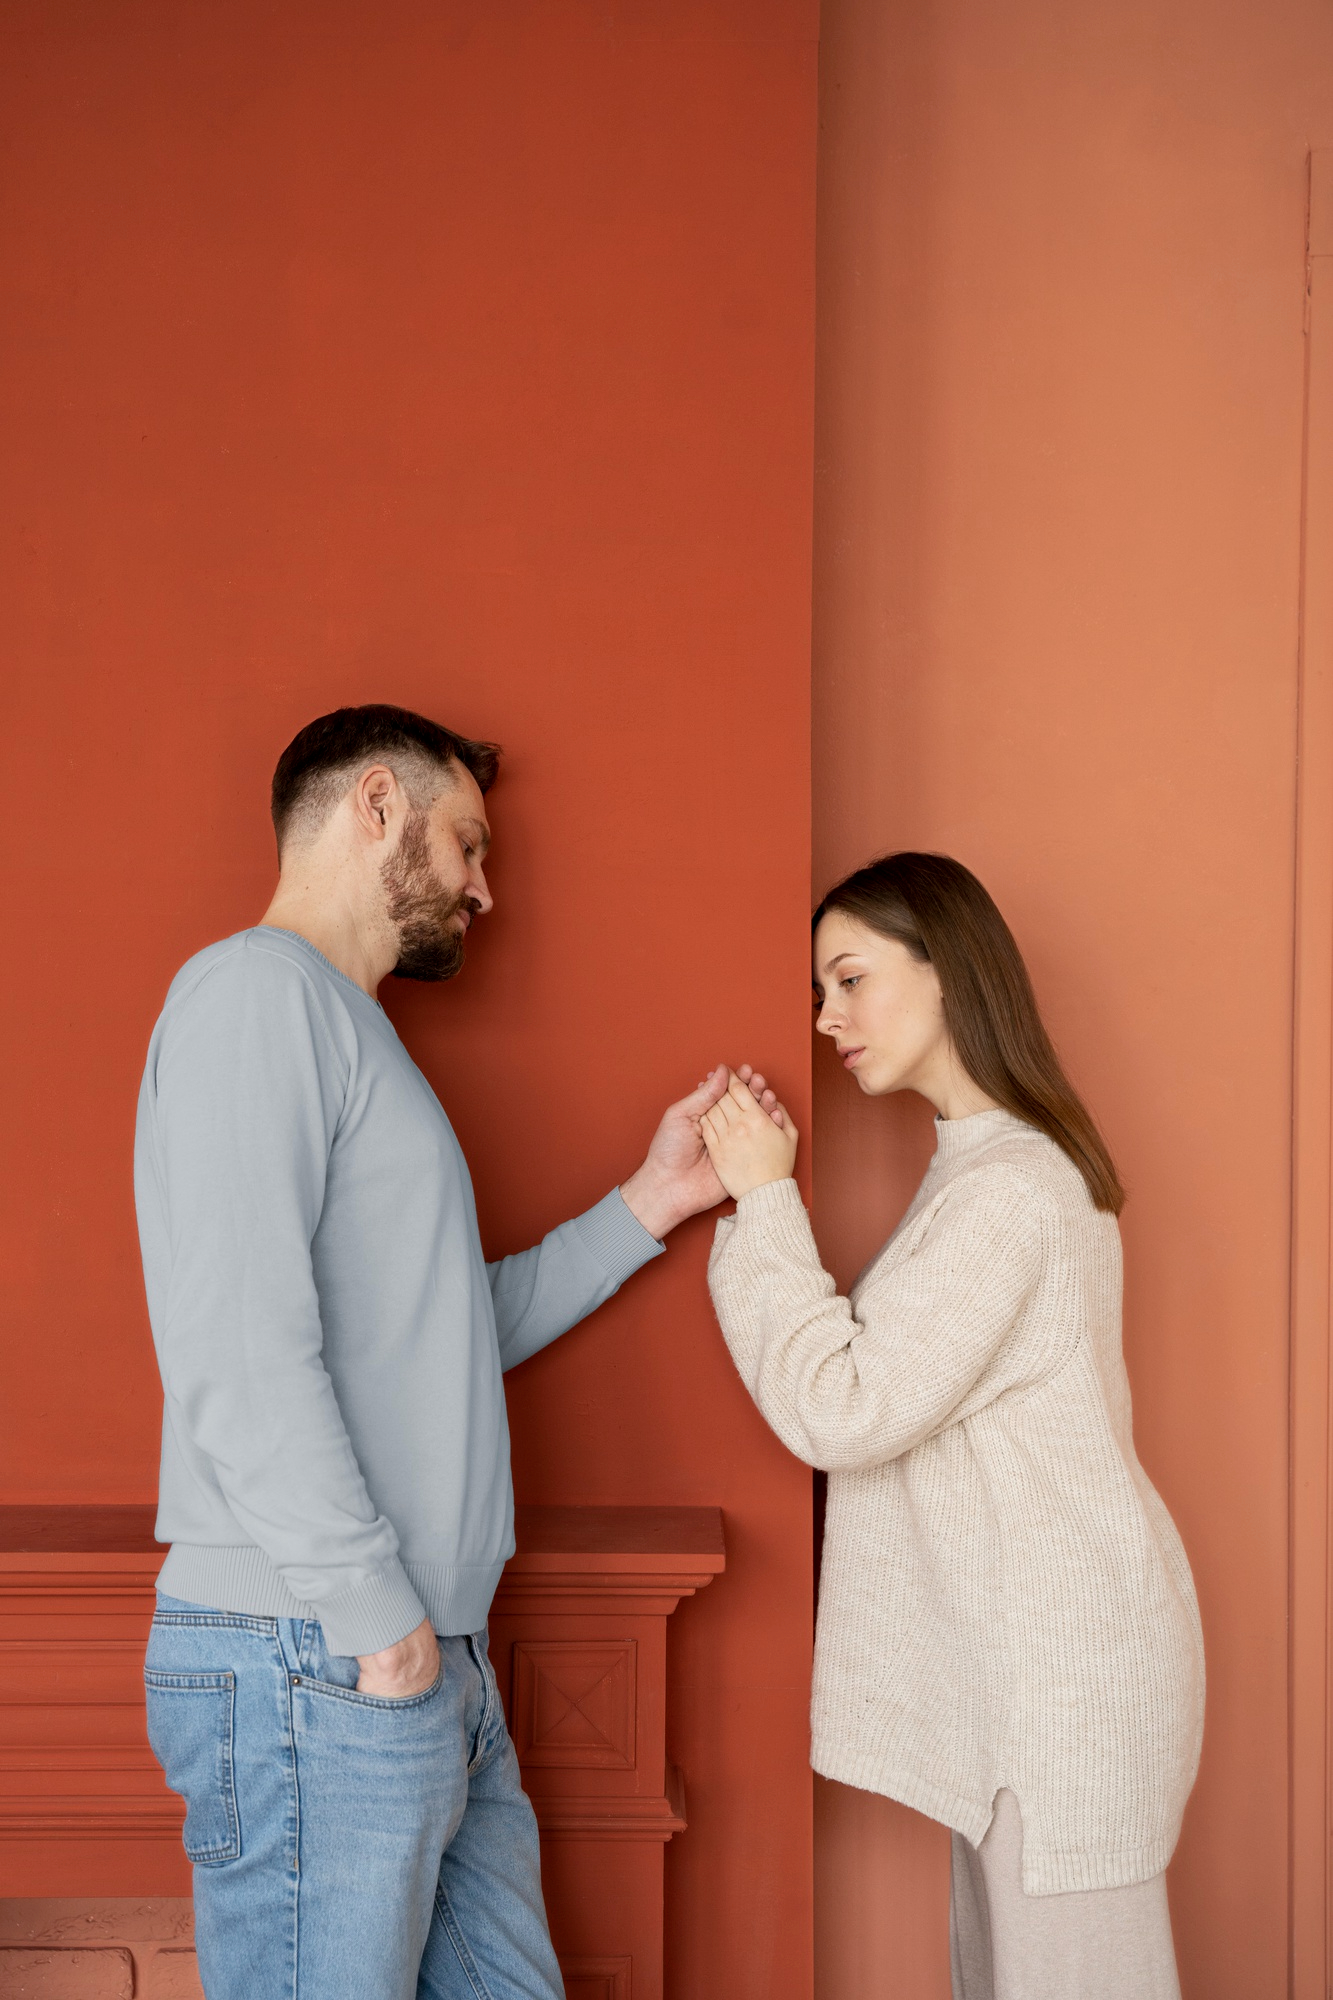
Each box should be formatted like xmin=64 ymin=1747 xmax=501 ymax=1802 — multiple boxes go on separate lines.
xmin=702 ymin=852 xmax=1203 ymax=2000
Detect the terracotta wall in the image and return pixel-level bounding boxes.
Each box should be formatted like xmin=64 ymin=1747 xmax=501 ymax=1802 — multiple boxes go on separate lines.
xmin=811 ymin=1 xmax=1333 ymax=1995
xmin=0 ymin=4 xmax=818 ymax=1991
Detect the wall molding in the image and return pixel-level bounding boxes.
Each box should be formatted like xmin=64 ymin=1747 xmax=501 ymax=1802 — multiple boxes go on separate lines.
xmin=1290 ymin=146 xmax=1333 ymax=2000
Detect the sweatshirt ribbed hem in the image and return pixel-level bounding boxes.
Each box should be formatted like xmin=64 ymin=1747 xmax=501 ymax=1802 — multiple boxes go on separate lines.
xmin=811 ymin=1741 xmax=1179 ymax=1894
xmin=157 ymin=1544 xmax=507 ymax=1654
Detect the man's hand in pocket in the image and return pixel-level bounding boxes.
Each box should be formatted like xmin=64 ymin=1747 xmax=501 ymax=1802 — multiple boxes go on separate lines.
xmin=356 ymin=1617 xmax=440 ymax=1697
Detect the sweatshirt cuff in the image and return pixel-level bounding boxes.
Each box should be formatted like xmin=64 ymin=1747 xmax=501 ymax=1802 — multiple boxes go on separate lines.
xmin=309 ymin=1557 xmax=429 ymax=1657
xmin=574 ymin=1188 xmax=667 ymax=1280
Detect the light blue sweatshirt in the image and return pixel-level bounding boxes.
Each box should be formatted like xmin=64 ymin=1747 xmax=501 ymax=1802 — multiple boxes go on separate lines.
xmin=134 ymin=927 xmax=663 ymax=1656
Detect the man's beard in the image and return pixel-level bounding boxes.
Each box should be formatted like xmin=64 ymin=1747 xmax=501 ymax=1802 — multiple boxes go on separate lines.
xmin=381 ymin=811 xmax=476 ymax=982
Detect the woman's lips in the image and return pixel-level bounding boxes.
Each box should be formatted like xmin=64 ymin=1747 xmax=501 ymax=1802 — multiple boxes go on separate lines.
xmin=842 ymin=1047 xmax=865 ymax=1069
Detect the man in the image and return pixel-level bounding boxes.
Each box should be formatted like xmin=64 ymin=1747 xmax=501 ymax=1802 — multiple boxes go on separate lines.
xmin=134 ymin=704 xmax=777 ymax=2000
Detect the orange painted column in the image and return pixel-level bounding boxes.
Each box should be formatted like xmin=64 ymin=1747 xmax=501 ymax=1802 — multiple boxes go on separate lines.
xmin=812 ymin=0 xmax=1333 ymax=1994
xmin=0 ymin=5 xmax=818 ymax=1991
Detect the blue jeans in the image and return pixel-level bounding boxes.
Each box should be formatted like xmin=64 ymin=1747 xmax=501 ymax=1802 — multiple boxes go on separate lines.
xmin=144 ymin=1594 xmax=564 ymax=2000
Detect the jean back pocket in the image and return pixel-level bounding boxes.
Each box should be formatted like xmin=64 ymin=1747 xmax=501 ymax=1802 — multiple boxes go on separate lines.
xmin=144 ymin=1669 xmax=241 ymax=1864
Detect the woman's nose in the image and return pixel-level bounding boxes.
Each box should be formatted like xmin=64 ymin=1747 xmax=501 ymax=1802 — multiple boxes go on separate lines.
xmin=815 ymin=1003 xmax=840 ymax=1037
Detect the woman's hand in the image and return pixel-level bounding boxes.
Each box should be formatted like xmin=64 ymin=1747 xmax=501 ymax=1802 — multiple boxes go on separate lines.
xmin=701 ymin=1069 xmax=799 ymax=1200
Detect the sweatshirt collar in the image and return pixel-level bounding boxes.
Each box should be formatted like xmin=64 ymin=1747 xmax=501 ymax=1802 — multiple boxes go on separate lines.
xmin=257 ymin=927 xmax=385 ymax=1011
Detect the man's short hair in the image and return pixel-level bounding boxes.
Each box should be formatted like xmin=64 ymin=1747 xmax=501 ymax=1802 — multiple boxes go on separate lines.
xmin=271 ymin=704 xmax=501 ymax=852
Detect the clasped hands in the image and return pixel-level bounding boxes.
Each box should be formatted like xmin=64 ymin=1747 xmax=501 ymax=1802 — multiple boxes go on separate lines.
xmin=698 ymin=1065 xmax=799 ymax=1199
xmin=619 ymin=1062 xmax=799 ymax=1236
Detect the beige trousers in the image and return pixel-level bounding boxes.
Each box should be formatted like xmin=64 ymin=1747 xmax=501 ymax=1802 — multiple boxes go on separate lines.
xmin=949 ymin=1791 xmax=1182 ymax=2000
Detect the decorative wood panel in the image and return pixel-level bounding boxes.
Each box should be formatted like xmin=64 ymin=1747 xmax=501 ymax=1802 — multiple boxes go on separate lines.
xmin=0 ymin=1537 xmax=180 ymax=1857
xmin=513 ymin=1641 xmax=637 ymax=1769
xmin=559 ymin=1955 xmax=632 ymax=2000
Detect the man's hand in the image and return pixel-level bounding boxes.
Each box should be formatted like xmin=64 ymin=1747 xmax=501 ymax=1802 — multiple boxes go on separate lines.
xmin=701 ymin=1068 xmax=799 ymax=1201
xmin=356 ymin=1616 xmax=440 ymax=1698
xmin=620 ymin=1063 xmax=786 ymax=1239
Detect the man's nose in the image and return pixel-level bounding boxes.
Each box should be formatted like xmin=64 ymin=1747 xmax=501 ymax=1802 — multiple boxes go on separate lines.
xmin=468 ymin=866 xmax=494 ymax=916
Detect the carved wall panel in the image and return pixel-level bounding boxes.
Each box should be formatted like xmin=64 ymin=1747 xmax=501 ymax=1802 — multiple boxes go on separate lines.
xmin=513 ymin=1642 xmax=637 ymax=1770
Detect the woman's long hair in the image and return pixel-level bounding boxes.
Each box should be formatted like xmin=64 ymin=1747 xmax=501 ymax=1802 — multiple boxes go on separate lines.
xmin=813 ymin=852 xmax=1124 ymax=1215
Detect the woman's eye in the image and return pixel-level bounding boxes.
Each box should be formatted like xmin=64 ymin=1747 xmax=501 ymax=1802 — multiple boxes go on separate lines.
xmin=842 ymin=976 xmax=861 ymax=991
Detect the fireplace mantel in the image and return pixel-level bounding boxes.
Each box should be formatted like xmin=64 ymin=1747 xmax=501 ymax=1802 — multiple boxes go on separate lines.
xmin=0 ymin=1503 xmax=725 ymax=2000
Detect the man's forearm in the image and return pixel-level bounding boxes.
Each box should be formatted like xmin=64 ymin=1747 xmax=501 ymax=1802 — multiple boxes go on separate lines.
xmin=487 ymin=1190 xmax=664 ymax=1370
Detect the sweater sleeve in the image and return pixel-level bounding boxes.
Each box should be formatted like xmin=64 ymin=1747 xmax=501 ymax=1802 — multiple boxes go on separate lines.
xmin=143 ymin=945 xmax=427 ymax=1656
xmin=487 ymin=1189 xmax=664 ymax=1372
xmin=706 ymin=1168 xmax=1044 ymax=1471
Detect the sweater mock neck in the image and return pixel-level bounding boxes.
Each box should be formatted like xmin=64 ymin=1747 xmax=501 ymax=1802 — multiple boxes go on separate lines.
xmin=932 ymin=1107 xmax=1030 ymax=1163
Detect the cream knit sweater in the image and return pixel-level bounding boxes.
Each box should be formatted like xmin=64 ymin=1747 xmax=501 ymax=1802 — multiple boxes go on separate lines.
xmin=707 ymin=1109 xmax=1204 ymax=1895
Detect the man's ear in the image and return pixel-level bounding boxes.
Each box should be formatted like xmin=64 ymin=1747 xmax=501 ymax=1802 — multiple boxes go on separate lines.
xmin=351 ymin=764 xmax=399 ymax=841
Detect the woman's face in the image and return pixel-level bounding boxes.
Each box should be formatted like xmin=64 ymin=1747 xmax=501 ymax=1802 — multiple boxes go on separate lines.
xmin=813 ymin=912 xmax=950 ymax=1098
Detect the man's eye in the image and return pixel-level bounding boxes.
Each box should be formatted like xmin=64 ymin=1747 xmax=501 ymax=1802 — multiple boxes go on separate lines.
xmin=462 ymin=845 xmax=474 ymax=860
